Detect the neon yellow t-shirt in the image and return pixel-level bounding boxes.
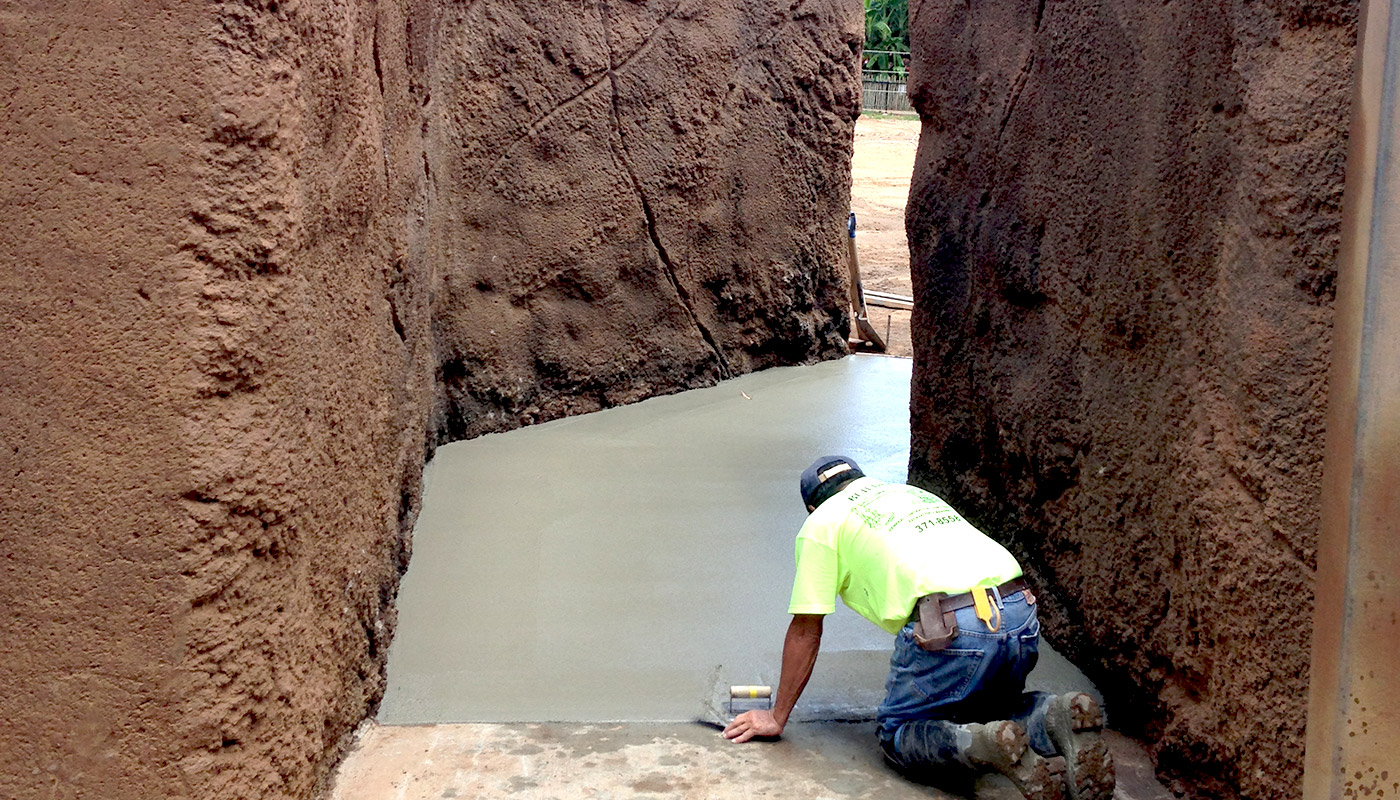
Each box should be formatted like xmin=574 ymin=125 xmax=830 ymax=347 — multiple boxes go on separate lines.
xmin=788 ymin=477 xmax=1023 ymax=634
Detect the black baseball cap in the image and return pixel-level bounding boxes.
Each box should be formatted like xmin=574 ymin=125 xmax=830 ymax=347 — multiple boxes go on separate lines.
xmin=800 ymin=456 xmax=864 ymax=510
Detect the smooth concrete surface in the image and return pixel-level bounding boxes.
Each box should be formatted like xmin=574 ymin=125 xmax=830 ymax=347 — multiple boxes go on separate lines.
xmin=380 ymin=356 xmax=1101 ymax=725
xmin=329 ymin=722 xmax=1172 ymax=800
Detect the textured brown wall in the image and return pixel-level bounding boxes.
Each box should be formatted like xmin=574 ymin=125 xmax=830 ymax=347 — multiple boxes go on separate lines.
xmin=3 ymin=3 xmax=437 ymax=798
xmin=0 ymin=1 xmax=857 ymax=798
xmin=427 ymin=0 xmax=858 ymax=439
xmin=1 ymin=5 xmax=206 ymax=798
xmin=904 ymin=1 xmax=1354 ymax=798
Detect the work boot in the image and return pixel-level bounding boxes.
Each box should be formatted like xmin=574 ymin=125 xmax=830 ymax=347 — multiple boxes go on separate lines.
xmin=1045 ymin=693 xmax=1115 ymax=800
xmin=965 ymin=720 xmax=1068 ymax=800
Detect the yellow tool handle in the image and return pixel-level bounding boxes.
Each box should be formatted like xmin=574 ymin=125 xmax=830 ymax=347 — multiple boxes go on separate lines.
xmin=972 ymin=587 xmax=1001 ymax=632
xmin=729 ymin=685 xmax=772 ymax=699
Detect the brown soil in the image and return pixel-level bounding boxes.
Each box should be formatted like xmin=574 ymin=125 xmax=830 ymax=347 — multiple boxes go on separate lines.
xmin=904 ymin=1 xmax=1354 ymax=798
xmin=850 ymin=114 xmax=919 ymax=358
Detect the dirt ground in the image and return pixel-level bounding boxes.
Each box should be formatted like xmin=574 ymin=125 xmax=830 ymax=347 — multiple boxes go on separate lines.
xmin=850 ymin=113 xmax=920 ymax=358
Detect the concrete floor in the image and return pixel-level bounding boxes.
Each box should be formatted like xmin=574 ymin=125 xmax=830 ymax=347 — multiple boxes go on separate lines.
xmin=331 ymin=357 xmax=1172 ymax=798
xmin=379 ymin=356 xmax=923 ymax=725
xmin=330 ymin=722 xmax=1172 ymax=800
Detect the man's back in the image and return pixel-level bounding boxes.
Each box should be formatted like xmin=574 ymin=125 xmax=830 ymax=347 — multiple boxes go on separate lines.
xmin=789 ymin=478 xmax=1022 ymax=633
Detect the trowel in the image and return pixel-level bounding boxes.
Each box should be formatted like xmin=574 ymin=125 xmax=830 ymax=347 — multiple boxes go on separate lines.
xmin=695 ymin=666 xmax=774 ymax=732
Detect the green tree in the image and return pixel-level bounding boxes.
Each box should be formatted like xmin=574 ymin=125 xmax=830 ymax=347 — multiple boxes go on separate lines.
xmin=863 ymin=0 xmax=909 ymax=76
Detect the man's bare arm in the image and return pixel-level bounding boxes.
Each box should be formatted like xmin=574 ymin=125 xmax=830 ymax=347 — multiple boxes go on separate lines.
xmin=722 ymin=614 xmax=824 ymax=742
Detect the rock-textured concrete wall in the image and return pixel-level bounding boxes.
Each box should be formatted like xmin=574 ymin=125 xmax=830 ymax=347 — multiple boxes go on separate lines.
xmin=0 ymin=2 xmax=858 ymax=798
xmin=3 ymin=4 xmax=437 ymax=798
xmin=905 ymin=1 xmax=1353 ymax=798
xmin=428 ymin=1 xmax=859 ymax=440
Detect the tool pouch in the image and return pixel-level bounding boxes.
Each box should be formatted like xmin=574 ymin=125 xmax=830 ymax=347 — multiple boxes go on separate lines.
xmin=911 ymin=593 xmax=959 ymax=652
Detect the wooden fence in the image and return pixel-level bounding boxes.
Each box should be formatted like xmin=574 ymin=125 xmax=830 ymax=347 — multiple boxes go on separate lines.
xmin=862 ymin=72 xmax=913 ymax=113
xmin=860 ymin=51 xmax=914 ymax=114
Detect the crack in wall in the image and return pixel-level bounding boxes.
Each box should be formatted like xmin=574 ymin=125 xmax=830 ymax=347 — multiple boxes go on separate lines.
xmin=598 ymin=0 xmax=733 ymax=379
xmin=717 ymin=0 xmax=819 ymax=108
xmin=479 ymin=0 xmax=692 ymax=183
xmin=997 ymin=53 xmax=1034 ymax=143
xmin=372 ymin=5 xmax=385 ymax=99
xmin=996 ymin=0 xmax=1048 ymax=145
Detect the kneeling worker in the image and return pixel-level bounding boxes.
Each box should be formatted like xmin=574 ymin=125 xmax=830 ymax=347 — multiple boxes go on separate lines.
xmin=722 ymin=456 xmax=1114 ymax=800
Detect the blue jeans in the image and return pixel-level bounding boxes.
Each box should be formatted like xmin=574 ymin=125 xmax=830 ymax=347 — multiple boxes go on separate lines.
xmin=877 ymin=591 xmax=1054 ymax=774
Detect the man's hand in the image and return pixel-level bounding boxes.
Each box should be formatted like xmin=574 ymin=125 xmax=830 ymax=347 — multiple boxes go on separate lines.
xmin=721 ymin=614 xmax=824 ymax=744
xmin=723 ymin=709 xmax=783 ymax=742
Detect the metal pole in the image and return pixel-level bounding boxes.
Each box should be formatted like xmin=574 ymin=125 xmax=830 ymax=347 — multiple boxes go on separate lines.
xmin=1302 ymin=0 xmax=1400 ymax=795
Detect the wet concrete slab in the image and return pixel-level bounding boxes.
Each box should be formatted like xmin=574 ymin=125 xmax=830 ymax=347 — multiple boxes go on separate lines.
xmin=380 ymin=356 xmax=1101 ymax=726
xmin=337 ymin=356 xmax=1174 ymax=798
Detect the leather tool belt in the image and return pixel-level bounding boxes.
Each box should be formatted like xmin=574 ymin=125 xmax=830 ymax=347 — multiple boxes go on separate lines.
xmin=911 ymin=577 xmax=1032 ymax=652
